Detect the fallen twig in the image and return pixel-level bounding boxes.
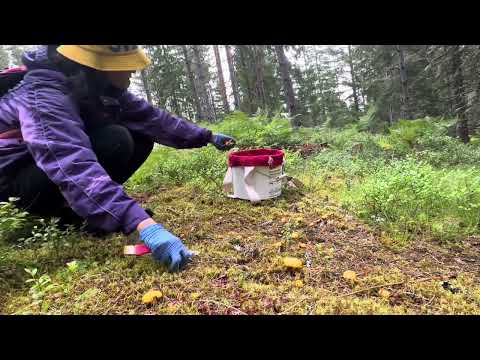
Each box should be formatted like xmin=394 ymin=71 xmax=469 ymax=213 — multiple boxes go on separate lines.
xmin=340 ymin=276 xmax=440 ymax=298
xmin=424 ymin=253 xmax=442 ymax=264
xmin=425 ymin=295 xmax=436 ymax=307
xmin=340 ymin=281 xmax=405 ymax=297
xmin=278 ymin=298 xmax=308 ymax=315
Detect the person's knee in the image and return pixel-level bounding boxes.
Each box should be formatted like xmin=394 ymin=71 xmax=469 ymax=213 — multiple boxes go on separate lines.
xmin=133 ymin=132 xmax=154 ymax=160
xmin=109 ymin=132 xmax=154 ymax=185
xmin=102 ymin=125 xmax=135 ymax=158
xmin=90 ymin=125 xmax=135 ymax=165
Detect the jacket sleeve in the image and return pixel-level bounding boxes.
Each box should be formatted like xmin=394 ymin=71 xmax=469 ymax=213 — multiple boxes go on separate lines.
xmin=118 ymin=91 xmax=213 ymax=149
xmin=19 ymin=82 xmax=150 ymax=234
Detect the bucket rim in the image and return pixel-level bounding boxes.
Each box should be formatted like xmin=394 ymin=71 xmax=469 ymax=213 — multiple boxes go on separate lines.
xmin=228 ymin=148 xmax=284 ymax=168
xmin=228 ymin=148 xmax=284 ymax=157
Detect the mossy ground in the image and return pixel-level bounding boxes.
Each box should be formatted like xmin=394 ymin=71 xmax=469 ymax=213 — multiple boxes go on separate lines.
xmin=3 ymin=114 xmax=480 ymax=315
xmin=2 ymin=177 xmax=480 ymax=315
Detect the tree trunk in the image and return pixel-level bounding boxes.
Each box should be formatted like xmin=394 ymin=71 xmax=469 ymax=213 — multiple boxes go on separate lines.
xmin=140 ymin=69 xmax=152 ymax=104
xmin=238 ymin=46 xmax=255 ymax=113
xmin=388 ymin=103 xmax=394 ymax=126
xmin=208 ymin=86 xmax=218 ymax=122
xmin=252 ymin=45 xmax=267 ymax=111
xmin=347 ymin=45 xmax=360 ymax=113
xmin=396 ymin=45 xmax=410 ymax=119
xmin=225 ymin=45 xmax=241 ymax=110
xmin=181 ymin=45 xmax=203 ymax=120
xmin=359 ymin=78 xmax=367 ymax=108
xmin=192 ymin=45 xmax=215 ymax=122
xmin=213 ymin=45 xmax=230 ymax=114
xmin=452 ymin=45 xmax=470 ymax=143
xmin=472 ymin=66 xmax=480 ymax=133
xmin=171 ymin=82 xmax=181 ymax=117
xmin=274 ymin=45 xmax=299 ymax=123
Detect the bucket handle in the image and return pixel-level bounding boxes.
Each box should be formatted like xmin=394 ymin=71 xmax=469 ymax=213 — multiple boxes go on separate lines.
xmin=222 ymin=166 xmax=262 ymax=203
xmin=223 ymin=167 xmax=234 ymax=196
xmin=223 ymin=163 xmax=285 ymax=203
xmin=243 ymin=166 xmax=261 ymax=203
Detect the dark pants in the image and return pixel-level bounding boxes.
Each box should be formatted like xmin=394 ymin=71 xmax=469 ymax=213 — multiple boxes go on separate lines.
xmin=0 ymin=125 xmax=153 ymax=226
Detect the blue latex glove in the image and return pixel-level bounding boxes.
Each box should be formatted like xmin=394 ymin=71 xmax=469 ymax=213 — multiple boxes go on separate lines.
xmin=211 ymin=133 xmax=236 ymax=151
xmin=140 ymin=224 xmax=193 ymax=272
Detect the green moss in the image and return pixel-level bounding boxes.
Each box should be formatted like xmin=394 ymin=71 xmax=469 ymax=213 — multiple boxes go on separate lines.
xmin=3 ymin=114 xmax=480 ymax=314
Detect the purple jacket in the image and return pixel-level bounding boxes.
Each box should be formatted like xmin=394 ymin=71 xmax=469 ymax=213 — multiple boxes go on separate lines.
xmin=0 ymin=46 xmax=212 ymax=234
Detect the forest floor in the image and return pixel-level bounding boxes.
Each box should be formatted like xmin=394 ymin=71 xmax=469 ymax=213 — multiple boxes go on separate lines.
xmin=2 ymin=177 xmax=480 ymax=315
xmin=3 ymin=113 xmax=480 ymax=315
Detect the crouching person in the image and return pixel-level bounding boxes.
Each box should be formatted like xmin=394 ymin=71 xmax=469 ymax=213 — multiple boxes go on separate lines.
xmin=0 ymin=45 xmax=236 ymax=272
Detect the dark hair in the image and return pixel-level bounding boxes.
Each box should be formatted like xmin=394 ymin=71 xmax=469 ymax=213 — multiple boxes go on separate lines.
xmin=46 ymin=45 xmax=112 ymax=118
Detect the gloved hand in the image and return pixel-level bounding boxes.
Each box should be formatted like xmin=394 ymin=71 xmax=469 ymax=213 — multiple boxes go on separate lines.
xmin=139 ymin=223 xmax=193 ymax=272
xmin=210 ymin=133 xmax=236 ymax=151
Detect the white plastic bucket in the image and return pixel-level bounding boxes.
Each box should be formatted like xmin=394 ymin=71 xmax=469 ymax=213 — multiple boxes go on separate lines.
xmin=223 ymin=149 xmax=286 ymax=203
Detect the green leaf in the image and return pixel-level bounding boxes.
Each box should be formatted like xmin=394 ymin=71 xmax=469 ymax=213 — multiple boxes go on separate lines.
xmin=44 ymin=284 xmax=56 ymax=292
xmin=66 ymin=261 xmax=79 ymax=273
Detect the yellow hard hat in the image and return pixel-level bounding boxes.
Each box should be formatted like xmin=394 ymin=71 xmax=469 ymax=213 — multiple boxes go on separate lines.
xmin=56 ymin=45 xmax=151 ymax=71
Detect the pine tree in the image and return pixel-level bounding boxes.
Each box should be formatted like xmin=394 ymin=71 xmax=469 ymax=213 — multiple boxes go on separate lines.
xmin=346 ymin=45 xmax=360 ymax=114
xmin=225 ymin=45 xmax=241 ymax=110
xmin=234 ymin=45 xmax=283 ymax=115
xmin=396 ymin=45 xmax=410 ymax=119
xmin=192 ymin=45 xmax=215 ymax=122
xmin=140 ymin=69 xmax=152 ymax=104
xmin=181 ymin=45 xmax=203 ymax=120
xmin=290 ymin=46 xmax=352 ymax=127
xmin=274 ymin=45 xmax=298 ymax=119
xmin=143 ymin=45 xmax=195 ymax=118
xmin=451 ymin=46 xmax=470 ymax=143
xmin=213 ymin=45 xmax=230 ymax=114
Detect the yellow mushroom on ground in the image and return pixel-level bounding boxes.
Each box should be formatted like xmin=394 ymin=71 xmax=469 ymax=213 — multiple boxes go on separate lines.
xmin=142 ymin=290 xmax=163 ymax=304
xmin=343 ymin=270 xmax=357 ymax=282
xmin=283 ymin=257 xmax=304 ymax=270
